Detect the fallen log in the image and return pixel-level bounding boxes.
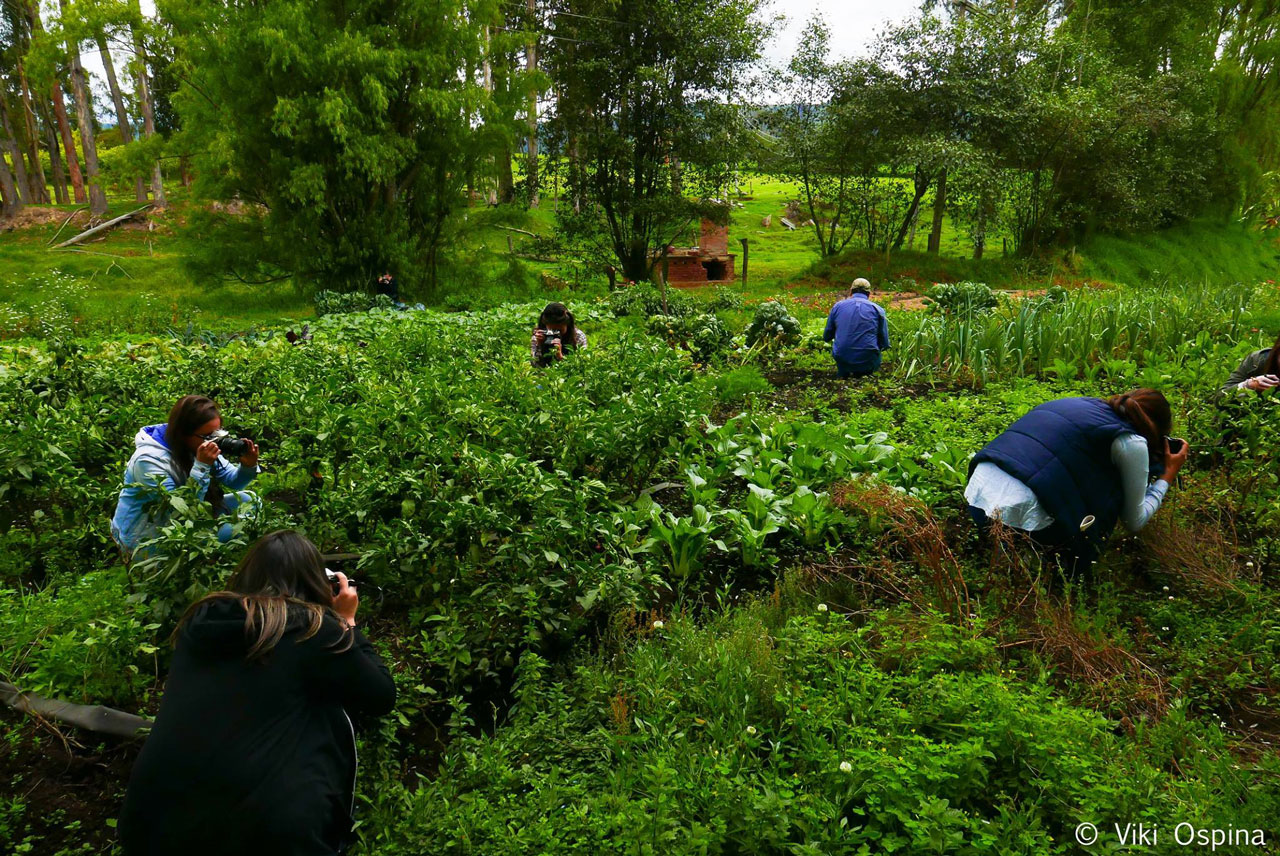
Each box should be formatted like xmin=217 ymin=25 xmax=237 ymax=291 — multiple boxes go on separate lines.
xmin=494 ymin=224 xmax=540 ymax=238
xmin=46 ymin=205 xmax=89 ymax=246
xmin=53 ymin=203 xmax=153 ymax=249
xmin=1 ymin=680 xmax=151 ymax=738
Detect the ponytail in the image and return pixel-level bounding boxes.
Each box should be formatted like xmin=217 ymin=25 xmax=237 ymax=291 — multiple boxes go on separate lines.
xmin=1106 ymin=389 xmax=1172 ymax=452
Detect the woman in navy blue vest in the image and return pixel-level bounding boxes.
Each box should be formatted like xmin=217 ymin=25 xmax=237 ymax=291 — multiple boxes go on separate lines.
xmin=964 ymin=389 xmax=1188 ymax=567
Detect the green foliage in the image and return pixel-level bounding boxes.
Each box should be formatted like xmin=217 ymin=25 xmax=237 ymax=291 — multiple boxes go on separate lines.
xmin=647 ymin=312 xmax=733 ymax=365
xmin=366 ymin=607 xmax=1280 ymax=854
xmin=547 ymin=0 xmax=770 ymax=279
xmin=745 ymin=299 xmax=802 ymax=347
xmin=896 ymin=280 xmax=1259 ymax=384
xmin=607 ymin=284 xmax=695 ymax=319
xmin=0 ymin=567 xmax=160 ymax=706
xmin=163 ymin=0 xmax=510 ymax=290
xmin=711 ymin=365 xmax=771 ymax=404
xmin=925 ymin=281 xmax=1000 ymax=315
xmin=313 ymin=291 xmax=394 ymax=317
xmin=708 ymin=285 xmax=745 ymax=311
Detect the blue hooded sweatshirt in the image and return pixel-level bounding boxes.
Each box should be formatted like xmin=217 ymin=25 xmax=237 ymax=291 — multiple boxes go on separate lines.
xmin=111 ymin=424 xmax=259 ymax=553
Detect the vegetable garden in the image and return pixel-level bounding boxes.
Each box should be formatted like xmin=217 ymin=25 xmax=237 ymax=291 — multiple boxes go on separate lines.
xmin=3 ymin=276 xmax=1280 ymax=853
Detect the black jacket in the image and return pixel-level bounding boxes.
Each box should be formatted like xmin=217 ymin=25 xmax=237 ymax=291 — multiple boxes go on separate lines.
xmin=119 ymin=598 xmax=396 ymax=856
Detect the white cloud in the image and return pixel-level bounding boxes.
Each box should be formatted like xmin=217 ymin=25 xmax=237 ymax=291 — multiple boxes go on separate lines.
xmin=764 ymin=0 xmax=921 ymax=64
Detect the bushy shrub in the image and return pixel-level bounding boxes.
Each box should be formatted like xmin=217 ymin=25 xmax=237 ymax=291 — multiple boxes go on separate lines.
xmin=925 ymin=281 xmax=1000 ymax=315
xmin=707 ymin=285 xmax=744 ymax=311
xmin=712 ymin=366 xmax=771 ymax=403
xmin=0 ymin=567 xmax=160 ymax=705
xmin=648 ymin=312 xmax=734 ymax=364
xmin=608 ymin=284 xmax=695 ymax=318
xmin=314 ymin=290 xmax=395 ymax=316
xmin=745 ymin=299 xmax=802 ymax=346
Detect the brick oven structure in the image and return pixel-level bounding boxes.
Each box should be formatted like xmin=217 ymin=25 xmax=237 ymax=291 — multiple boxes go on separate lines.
xmin=658 ymin=219 xmax=736 ymax=286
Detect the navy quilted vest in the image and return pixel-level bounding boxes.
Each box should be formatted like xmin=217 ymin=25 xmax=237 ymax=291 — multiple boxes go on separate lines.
xmin=969 ymin=397 xmax=1136 ymax=546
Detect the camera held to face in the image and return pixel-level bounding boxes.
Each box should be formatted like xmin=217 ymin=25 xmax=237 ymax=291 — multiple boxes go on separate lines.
xmin=539 ymin=329 xmax=564 ymax=353
xmin=207 ymin=429 xmax=252 ymax=459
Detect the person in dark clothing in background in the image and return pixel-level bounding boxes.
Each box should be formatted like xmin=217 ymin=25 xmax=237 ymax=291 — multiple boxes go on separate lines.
xmin=823 ymin=278 xmax=890 ymax=378
xmin=119 ymin=531 xmax=395 ymax=856
xmin=1218 ymin=330 xmax=1279 ymax=397
xmin=376 ymin=272 xmax=406 ymax=309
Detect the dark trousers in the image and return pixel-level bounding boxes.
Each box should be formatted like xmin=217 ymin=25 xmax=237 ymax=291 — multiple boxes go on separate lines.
xmin=834 ymin=352 xmax=882 ymax=378
xmin=968 ymin=505 xmax=1099 ymax=573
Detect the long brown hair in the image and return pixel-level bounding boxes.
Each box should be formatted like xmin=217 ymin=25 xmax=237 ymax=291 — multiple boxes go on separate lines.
xmin=167 ymin=395 xmax=225 ymax=511
xmin=1264 ymin=331 xmax=1280 ymax=376
xmin=174 ymin=530 xmax=352 ymax=660
xmin=537 ymin=303 xmax=579 ymax=352
xmin=1106 ymin=388 xmax=1172 ymax=451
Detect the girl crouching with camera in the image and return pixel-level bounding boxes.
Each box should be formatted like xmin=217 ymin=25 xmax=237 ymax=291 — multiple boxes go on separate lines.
xmin=118 ymin=530 xmax=395 ymax=855
xmin=111 ymin=394 xmax=261 ymax=556
xmin=531 ymin=302 xmax=587 ymax=367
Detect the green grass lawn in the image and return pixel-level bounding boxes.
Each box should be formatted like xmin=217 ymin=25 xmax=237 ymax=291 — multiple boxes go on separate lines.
xmin=3 ymin=175 xmax=1277 ymax=339
xmin=0 ymin=196 xmax=311 ymax=338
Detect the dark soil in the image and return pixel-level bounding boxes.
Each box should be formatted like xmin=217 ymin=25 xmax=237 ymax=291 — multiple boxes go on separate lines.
xmin=757 ymin=366 xmax=952 ymax=417
xmin=0 ymin=710 xmax=139 ymax=852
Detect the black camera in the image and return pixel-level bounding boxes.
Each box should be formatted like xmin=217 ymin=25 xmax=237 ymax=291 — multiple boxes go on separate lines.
xmin=540 ymin=328 xmax=563 ymax=346
xmin=1166 ymin=437 xmax=1185 ymax=455
xmin=207 ymin=429 xmax=252 ymax=459
xmin=325 ymin=568 xmax=354 ymax=596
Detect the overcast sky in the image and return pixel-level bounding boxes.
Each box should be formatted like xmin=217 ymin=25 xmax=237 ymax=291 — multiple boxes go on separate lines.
xmin=80 ymin=0 xmax=924 ymax=121
xmin=765 ymin=0 xmax=921 ymax=64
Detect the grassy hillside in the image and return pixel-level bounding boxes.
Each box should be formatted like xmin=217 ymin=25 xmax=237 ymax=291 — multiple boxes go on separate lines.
xmin=2 ymin=181 xmax=1277 ymax=342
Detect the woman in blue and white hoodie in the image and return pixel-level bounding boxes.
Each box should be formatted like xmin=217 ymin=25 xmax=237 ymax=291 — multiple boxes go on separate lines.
xmin=112 ymin=395 xmax=261 ymax=555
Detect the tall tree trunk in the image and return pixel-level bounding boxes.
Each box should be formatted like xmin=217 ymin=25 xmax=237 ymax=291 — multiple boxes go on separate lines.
xmin=525 ymin=0 xmax=539 ymax=208
xmin=569 ymin=132 xmax=581 ymax=212
xmin=31 ymin=0 xmax=87 ymax=204
xmin=497 ymin=146 xmax=515 ymax=203
xmin=97 ymin=34 xmax=147 ymax=203
xmin=18 ymin=63 xmax=50 ymax=202
xmin=63 ymin=6 xmax=109 ymax=216
xmin=50 ymin=85 xmax=85 ymax=203
xmin=0 ymin=151 xmax=18 ymax=214
xmin=0 ymin=98 xmax=31 ymax=206
xmin=41 ymin=100 xmax=69 ymax=204
xmin=927 ymin=168 xmax=946 ymax=254
xmin=892 ymin=167 xmax=931 ymax=251
xmin=482 ymin=25 xmax=497 ymax=205
xmin=128 ymin=0 xmax=165 ymax=206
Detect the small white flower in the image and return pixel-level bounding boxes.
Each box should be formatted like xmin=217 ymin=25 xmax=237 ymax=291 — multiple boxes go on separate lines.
xmin=817 ymin=603 xmax=828 ymax=613
xmin=1162 ymin=626 xmax=1170 ymax=631
xmin=1162 ymin=586 xmax=1169 ymax=592
xmin=1246 ymin=561 xmax=1255 ymax=569
xmin=839 ymin=761 xmax=853 ymax=773
xmin=1168 ymin=595 xmax=1175 ymax=600
xmin=746 ymin=725 xmax=757 ymax=736
xmin=653 ymin=620 xmax=664 ymax=629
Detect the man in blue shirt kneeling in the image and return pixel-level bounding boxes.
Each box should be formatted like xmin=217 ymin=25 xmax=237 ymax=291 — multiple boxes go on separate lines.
xmin=823 ymin=278 xmax=890 ymax=378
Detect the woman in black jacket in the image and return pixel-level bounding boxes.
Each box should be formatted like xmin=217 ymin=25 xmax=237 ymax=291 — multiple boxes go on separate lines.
xmin=119 ymin=531 xmax=395 ymax=856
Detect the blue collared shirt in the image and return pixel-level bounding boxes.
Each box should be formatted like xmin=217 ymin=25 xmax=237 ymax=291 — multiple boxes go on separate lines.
xmin=823 ymin=294 xmax=889 ymax=364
